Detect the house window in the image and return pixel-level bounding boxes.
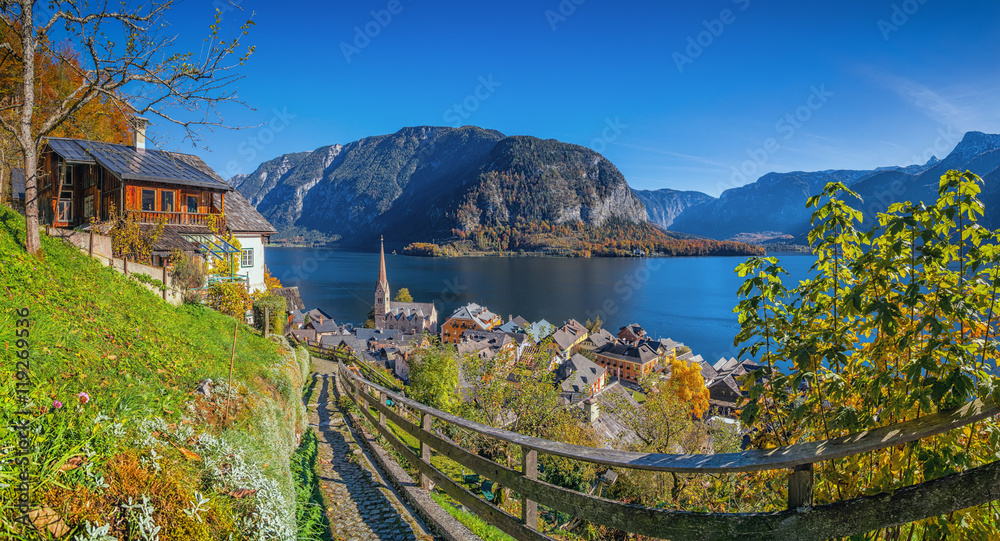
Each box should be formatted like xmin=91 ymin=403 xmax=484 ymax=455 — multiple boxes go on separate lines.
xmin=60 ymin=163 xmax=74 ymax=188
xmin=84 ymin=195 xmax=94 ymax=218
xmin=241 ymin=248 xmax=254 ymax=268
xmin=186 ymin=195 xmax=198 ymax=213
xmin=161 ymin=191 xmax=174 ymax=212
xmin=57 ymin=200 xmax=73 ymax=222
xmin=141 ymin=189 xmax=156 ymax=211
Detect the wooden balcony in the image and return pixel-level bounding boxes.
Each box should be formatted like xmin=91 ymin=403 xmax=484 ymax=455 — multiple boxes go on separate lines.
xmin=125 ymin=210 xmax=224 ymax=229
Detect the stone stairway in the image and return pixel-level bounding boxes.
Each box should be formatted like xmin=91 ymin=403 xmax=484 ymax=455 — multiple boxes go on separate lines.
xmin=307 ymin=359 xmax=435 ymax=541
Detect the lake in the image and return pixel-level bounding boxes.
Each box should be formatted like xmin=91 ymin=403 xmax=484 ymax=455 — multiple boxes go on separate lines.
xmin=265 ymin=248 xmax=816 ymax=363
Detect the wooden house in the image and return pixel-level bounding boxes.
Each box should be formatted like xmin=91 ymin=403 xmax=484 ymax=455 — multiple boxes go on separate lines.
xmin=34 ymin=123 xmax=276 ymax=291
xmin=441 ymin=303 xmax=502 ymax=343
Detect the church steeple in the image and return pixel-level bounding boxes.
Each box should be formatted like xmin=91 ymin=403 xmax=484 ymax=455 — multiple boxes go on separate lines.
xmin=374 ymin=236 xmax=390 ymax=316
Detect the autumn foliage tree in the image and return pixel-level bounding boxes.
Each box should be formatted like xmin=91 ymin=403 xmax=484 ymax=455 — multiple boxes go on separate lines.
xmin=604 ymin=371 xmax=711 ymax=508
xmin=667 ymin=358 xmax=710 ymax=418
xmin=0 ymin=1 xmax=254 ymax=254
xmin=734 ymin=171 xmax=1000 ymax=538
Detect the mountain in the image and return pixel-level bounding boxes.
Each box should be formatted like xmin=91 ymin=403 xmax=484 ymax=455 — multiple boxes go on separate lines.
xmin=632 ymin=188 xmax=715 ymax=229
xmin=230 ymin=126 xmax=505 ymax=242
xmin=670 ymin=131 xmax=1000 ymax=241
xmin=231 ymin=126 xmax=763 ymax=257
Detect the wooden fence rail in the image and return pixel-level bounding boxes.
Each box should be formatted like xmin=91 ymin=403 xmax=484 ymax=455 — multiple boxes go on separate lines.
xmin=338 ymin=361 xmax=1000 ymax=540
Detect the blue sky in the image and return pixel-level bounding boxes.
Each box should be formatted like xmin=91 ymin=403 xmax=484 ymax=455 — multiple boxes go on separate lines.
xmin=152 ymin=0 xmax=1000 ymax=196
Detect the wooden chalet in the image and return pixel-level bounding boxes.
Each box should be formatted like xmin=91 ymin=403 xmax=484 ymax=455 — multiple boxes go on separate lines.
xmin=34 ymin=123 xmax=269 ymax=270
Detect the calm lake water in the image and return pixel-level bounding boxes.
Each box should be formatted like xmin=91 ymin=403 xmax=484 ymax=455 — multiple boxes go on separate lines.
xmin=265 ymin=248 xmax=816 ymax=363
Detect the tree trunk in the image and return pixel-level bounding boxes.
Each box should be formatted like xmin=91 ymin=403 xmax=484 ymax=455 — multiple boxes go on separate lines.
xmin=20 ymin=0 xmax=39 ymax=254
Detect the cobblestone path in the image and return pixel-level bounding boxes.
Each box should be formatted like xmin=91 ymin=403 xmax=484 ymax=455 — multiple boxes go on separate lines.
xmin=307 ymin=358 xmax=433 ymax=541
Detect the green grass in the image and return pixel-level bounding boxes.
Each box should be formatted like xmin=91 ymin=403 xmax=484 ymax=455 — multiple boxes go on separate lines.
xmin=290 ymin=429 xmax=333 ymax=541
xmin=431 ymin=492 xmax=516 ymax=541
xmin=0 ymin=206 xmax=311 ymax=540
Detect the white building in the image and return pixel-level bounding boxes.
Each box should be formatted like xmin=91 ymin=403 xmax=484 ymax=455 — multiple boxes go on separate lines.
xmin=222 ymin=190 xmax=276 ymax=293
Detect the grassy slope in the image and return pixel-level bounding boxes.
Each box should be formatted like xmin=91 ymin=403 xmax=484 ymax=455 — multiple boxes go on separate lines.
xmin=0 ymin=206 xmax=311 ymax=540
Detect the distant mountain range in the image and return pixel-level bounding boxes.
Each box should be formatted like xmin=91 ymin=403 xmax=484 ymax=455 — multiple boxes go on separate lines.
xmin=669 ymin=131 xmax=1000 ymax=242
xmin=229 ymin=127 xmax=1000 ymax=250
xmin=229 ymin=126 xmax=759 ymax=256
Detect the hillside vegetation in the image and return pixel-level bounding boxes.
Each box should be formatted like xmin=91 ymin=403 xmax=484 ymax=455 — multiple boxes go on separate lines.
xmin=406 ymin=219 xmax=764 ymax=257
xmin=0 ymin=206 xmax=316 ymax=540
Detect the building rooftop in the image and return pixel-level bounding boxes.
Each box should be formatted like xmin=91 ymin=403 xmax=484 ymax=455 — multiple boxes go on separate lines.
xmin=48 ymin=137 xmax=233 ymax=191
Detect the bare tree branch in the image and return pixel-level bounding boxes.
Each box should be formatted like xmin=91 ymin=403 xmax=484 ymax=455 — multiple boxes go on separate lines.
xmin=6 ymin=0 xmax=256 ymax=253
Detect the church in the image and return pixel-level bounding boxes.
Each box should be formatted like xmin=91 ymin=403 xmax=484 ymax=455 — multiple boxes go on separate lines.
xmin=374 ymin=238 xmax=439 ymax=333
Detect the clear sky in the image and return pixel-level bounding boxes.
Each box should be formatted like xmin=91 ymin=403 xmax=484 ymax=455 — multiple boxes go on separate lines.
xmin=152 ymin=0 xmax=1000 ymax=196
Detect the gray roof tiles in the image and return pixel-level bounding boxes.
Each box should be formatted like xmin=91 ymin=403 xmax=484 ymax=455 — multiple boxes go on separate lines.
xmin=223 ymin=189 xmax=277 ymax=234
xmin=48 ymin=138 xmax=233 ymax=191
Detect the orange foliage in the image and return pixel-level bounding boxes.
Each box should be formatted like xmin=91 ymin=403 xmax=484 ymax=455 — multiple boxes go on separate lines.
xmin=0 ymin=20 xmax=133 ymax=149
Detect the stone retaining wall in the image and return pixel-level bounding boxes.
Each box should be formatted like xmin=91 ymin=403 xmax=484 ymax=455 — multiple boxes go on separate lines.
xmin=49 ymin=227 xmax=183 ymax=306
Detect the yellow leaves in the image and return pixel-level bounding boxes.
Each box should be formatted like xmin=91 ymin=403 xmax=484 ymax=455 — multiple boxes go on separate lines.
xmin=668 ymin=358 xmax=709 ymax=418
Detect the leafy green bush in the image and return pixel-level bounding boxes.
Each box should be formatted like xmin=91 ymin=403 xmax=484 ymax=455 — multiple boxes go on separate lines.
xmin=254 ymin=294 xmax=287 ymax=335
xmin=207 ymin=282 xmax=252 ymax=319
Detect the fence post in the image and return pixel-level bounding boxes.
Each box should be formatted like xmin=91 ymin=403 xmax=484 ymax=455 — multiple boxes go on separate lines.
xmin=522 ymin=446 xmax=538 ymax=528
xmin=788 ymin=463 xmax=814 ymax=509
xmin=420 ymin=413 xmax=434 ymax=490
xmin=379 ymin=391 xmax=387 ymax=428
xmin=162 ymin=264 xmax=168 ymax=301
xmin=264 ymin=307 xmax=270 ymax=338
xmin=89 ymin=230 xmax=94 ymax=256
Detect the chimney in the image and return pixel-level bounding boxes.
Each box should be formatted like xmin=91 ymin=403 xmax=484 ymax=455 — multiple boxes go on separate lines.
xmin=585 ymin=398 xmax=600 ymax=422
xmin=134 ymin=117 xmax=148 ymax=152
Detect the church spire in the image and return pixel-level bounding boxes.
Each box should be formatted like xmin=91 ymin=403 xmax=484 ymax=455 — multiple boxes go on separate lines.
xmin=375 ymin=236 xmax=390 ymax=317
xmin=377 ymin=236 xmax=389 ymax=289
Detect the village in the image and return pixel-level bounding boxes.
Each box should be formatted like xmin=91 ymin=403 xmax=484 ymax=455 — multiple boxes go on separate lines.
xmin=287 ymin=238 xmax=761 ymax=446
xmin=9 ymin=122 xmax=759 ymax=456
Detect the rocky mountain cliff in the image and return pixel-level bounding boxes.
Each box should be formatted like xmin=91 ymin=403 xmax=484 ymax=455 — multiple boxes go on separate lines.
xmin=670 ymin=131 xmax=1000 ymax=241
xmin=230 ymin=126 xmax=651 ymax=247
xmin=632 ymin=188 xmax=715 ymax=229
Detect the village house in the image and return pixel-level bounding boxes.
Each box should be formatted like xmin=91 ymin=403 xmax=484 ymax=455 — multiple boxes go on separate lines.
xmin=701 ymin=357 xmax=762 ymax=417
xmin=33 ymin=123 xmax=275 ymax=290
xmin=441 ymin=303 xmax=502 ymax=343
xmin=291 ymin=308 xmax=334 ymax=330
xmin=580 ymin=384 xmax=639 ymax=447
xmin=273 ymin=286 xmax=305 ymax=313
xmin=498 ymin=315 xmax=531 ymax=334
xmin=557 ymin=353 xmax=608 ymax=403
xmin=457 ymin=330 xmax=518 ymax=363
xmin=618 ymin=323 xmax=647 ymax=344
xmin=373 ymin=238 xmax=438 ymax=333
xmin=579 ymin=328 xmax=617 ymax=353
xmin=592 ymin=341 xmax=659 ymax=385
xmin=550 ymin=319 xmax=590 ymax=359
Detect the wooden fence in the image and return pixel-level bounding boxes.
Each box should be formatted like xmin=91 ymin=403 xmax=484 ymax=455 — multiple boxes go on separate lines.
xmin=338 ymin=361 xmax=1000 ymax=540
xmin=297 ymin=338 xmax=403 ymax=392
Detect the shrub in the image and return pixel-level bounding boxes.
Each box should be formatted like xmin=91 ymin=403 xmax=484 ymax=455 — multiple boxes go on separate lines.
xmin=206 ymin=282 xmax=252 ymax=319
xmin=253 ymin=294 xmax=288 ymax=335
xmin=169 ymin=249 xmax=207 ymax=303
